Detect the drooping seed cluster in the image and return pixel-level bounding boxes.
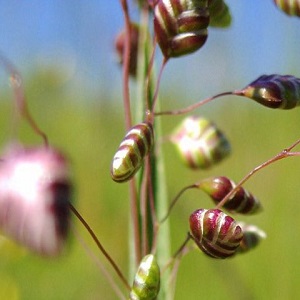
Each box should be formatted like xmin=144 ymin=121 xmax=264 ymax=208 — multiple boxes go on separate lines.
xmin=153 ymin=0 xmax=210 ymax=58
xmin=129 ymin=254 xmax=160 ymax=300
xmin=0 ymin=145 xmax=72 ymax=256
xmin=111 ymin=122 xmax=154 ymax=182
xmin=238 ymin=74 xmax=300 ymax=109
xmin=189 ymin=208 xmax=243 ymax=258
xmin=273 ymin=0 xmax=300 ymax=17
xmin=187 ymin=176 xmax=264 ymax=257
xmin=199 ymin=176 xmax=262 ymax=214
xmin=171 ymin=116 xmax=230 ymax=169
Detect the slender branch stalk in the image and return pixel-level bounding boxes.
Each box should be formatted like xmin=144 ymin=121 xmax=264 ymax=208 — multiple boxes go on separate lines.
xmin=216 ymin=139 xmax=300 ymax=210
xmin=71 ymin=223 xmax=127 ymax=300
xmin=140 ymin=157 xmax=150 ymax=256
xmin=150 ymin=57 xmax=168 ymax=115
xmin=161 ymin=233 xmax=192 ymax=275
xmin=160 ymin=184 xmax=197 ymax=224
xmin=119 ymin=0 xmax=132 ymax=130
xmin=69 ymin=203 xmax=131 ymax=292
xmin=119 ymin=0 xmax=141 ymax=266
xmin=155 ymin=91 xmax=234 ymax=116
xmin=0 ymin=53 xmax=48 ymax=146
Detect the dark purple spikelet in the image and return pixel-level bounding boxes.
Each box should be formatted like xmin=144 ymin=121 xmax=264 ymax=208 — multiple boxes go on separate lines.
xmin=237 ymin=74 xmax=300 ymax=109
xmin=236 ymin=222 xmax=266 ymax=254
xmin=0 ymin=145 xmax=72 ymax=257
xmin=198 ymin=176 xmax=262 ymax=214
xmin=111 ymin=122 xmax=154 ymax=183
xmin=189 ymin=208 xmax=243 ymax=258
xmin=273 ymin=0 xmax=300 ymax=17
xmin=153 ymin=0 xmax=210 ymax=58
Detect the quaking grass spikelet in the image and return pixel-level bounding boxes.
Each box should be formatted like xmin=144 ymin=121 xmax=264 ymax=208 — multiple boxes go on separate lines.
xmin=154 ymin=0 xmax=210 ymax=58
xmin=189 ymin=208 xmax=243 ymax=258
xmin=111 ymin=122 xmax=154 ymax=183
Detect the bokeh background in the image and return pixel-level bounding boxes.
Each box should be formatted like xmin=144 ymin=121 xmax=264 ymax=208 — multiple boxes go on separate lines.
xmin=0 ymin=1 xmax=300 ymax=299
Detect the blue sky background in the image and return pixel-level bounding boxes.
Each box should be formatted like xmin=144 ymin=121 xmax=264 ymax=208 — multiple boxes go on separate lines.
xmin=0 ymin=1 xmax=299 ymax=102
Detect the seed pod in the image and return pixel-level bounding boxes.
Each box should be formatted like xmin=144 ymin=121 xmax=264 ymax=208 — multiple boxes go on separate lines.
xmin=111 ymin=122 xmax=154 ymax=183
xmin=208 ymin=0 xmax=231 ymax=27
xmin=0 ymin=145 xmax=72 ymax=256
xmin=114 ymin=23 xmax=140 ymax=77
xmin=273 ymin=0 xmax=300 ymax=17
xmin=189 ymin=208 xmax=243 ymax=258
xmin=198 ymin=176 xmax=262 ymax=214
xmin=129 ymin=254 xmax=160 ymax=300
xmin=236 ymin=222 xmax=266 ymax=254
xmin=153 ymin=0 xmax=210 ymax=58
xmin=171 ymin=116 xmax=230 ymax=169
xmin=237 ymin=74 xmax=300 ymax=109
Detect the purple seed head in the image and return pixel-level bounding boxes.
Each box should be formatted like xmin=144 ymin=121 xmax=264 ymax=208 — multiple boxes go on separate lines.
xmin=189 ymin=208 xmax=243 ymax=258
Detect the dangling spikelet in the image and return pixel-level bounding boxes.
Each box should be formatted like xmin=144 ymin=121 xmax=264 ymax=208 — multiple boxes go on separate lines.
xmin=236 ymin=222 xmax=266 ymax=254
xmin=0 ymin=145 xmax=72 ymax=256
xmin=273 ymin=0 xmax=300 ymax=17
xmin=208 ymin=0 xmax=231 ymax=27
xmin=153 ymin=0 xmax=210 ymax=58
xmin=198 ymin=176 xmax=262 ymax=214
xmin=189 ymin=208 xmax=243 ymax=258
xmin=129 ymin=254 xmax=160 ymax=300
xmin=171 ymin=116 xmax=230 ymax=169
xmin=237 ymin=74 xmax=300 ymax=109
xmin=111 ymin=122 xmax=154 ymax=183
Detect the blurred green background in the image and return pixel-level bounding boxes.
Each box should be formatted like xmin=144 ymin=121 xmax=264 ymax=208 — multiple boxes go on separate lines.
xmin=0 ymin=1 xmax=300 ymax=299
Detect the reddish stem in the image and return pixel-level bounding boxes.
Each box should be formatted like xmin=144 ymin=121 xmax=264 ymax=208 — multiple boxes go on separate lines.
xmin=140 ymin=157 xmax=150 ymax=256
xmin=71 ymin=223 xmax=127 ymax=300
xmin=161 ymin=233 xmax=192 ymax=275
xmin=0 ymin=53 xmax=48 ymax=146
xmin=154 ymin=91 xmax=234 ymax=116
xmin=150 ymin=56 xmax=168 ymax=116
xmin=160 ymin=184 xmax=197 ymax=224
xmin=216 ymin=139 xmax=300 ymax=210
xmin=119 ymin=0 xmax=141 ymax=265
xmin=120 ymin=0 xmax=132 ymax=130
xmin=69 ymin=203 xmax=131 ymax=292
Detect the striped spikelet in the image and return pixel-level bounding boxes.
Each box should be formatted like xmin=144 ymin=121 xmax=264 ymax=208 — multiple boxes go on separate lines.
xmin=238 ymin=74 xmax=300 ymax=109
xmin=189 ymin=208 xmax=243 ymax=258
xmin=273 ymin=0 xmax=300 ymax=17
xmin=153 ymin=0 xmax=210 ymax=58
xmin=129 ymin=254 xmax=160 ymax=300
xmin=111 ymin=122 xmax=154 ymax=183
xmin=198 ymin=176 xmax=262 ymax=214
xmin=171 ymin=116 xmax=230 ymax=169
